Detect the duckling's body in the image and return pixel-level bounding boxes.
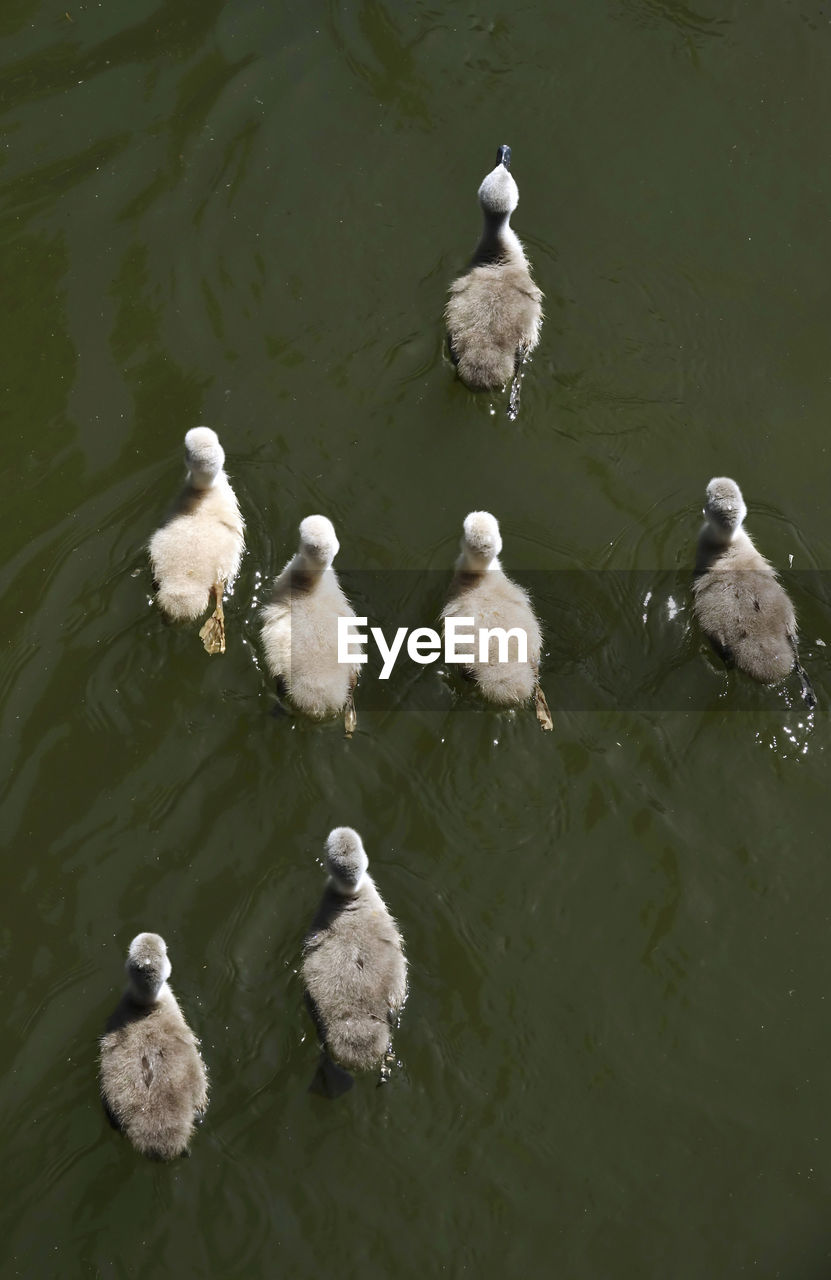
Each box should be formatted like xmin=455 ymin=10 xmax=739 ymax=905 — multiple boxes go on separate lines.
xmin=99 ymin=933 xmax=208 ymax=1161
xmin=442 ymin=511 xmax=552 ymax=729
xmin=148 ymin=427 xmax=245 ymax=653
xmin=446 ymin=145 xmax=543 ymax=392
xmin=302 ymin=828 xmax=407 ymax=1078
xmin=693 ymin=477 xmax=815 ymax=705
xmin=260 ymin=516 xmax=359 ymax=733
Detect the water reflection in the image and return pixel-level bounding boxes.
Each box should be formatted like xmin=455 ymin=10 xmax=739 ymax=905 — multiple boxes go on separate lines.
xmin=3 ymin=0 xmax=831 ymax=1276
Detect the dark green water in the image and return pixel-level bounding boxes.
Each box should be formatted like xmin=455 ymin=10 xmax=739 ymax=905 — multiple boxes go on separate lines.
xmin=3 ymin=0 xmax=831 ymax=1275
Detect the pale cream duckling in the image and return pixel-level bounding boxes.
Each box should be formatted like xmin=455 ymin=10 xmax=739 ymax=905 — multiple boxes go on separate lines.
xmin=445 ymin=144 xmax=543 ymax=392
xmin=148 ymin=427 xmax=245 ymax=654
xmin=693 ymin=476 xmax=815 ymax=706
xmin=442 ymin=511 xmax=553 ymax=730
xmin=260 ymin=515 xmax=360 ymax=736
xmin=302 ymin=828 xmax=407 ymax=1088
xmin=99 ymin=933 xmax=208 ymax=1161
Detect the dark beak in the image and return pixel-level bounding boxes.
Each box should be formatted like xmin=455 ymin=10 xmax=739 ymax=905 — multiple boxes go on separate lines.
xmin=496 ymin=144 xmax=511 ymax=170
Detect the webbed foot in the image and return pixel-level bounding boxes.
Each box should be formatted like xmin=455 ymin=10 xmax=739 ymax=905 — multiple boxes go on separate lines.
xmin=508 ymin=341 xmax=530 ymax=421
xmin=789 ymin=635 xmax=817 ymax=709
xmin=308 ymin=1053 xmax=354 ymax=1099
xmin=796 ymin=663 xmax=817 ymax=710
xmin=199 ymin=583 xmax=226 ymax=655
xmin=534 ymin=682 xmax=553 ymax=732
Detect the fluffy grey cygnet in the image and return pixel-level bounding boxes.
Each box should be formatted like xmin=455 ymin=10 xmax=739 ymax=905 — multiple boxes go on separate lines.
xmin=99 ymin=933 xmax=208 ymax=1161
xmin=693 ymin=477 xmax=815 ymax=706
xmin=302 ymin=828 xmax=407 ymax=1080
xmin=148 ymin=427 xmax=245 ymax=654
xmin=260 ymin=515 xmax=360 ymax=735
xmin=442 ymin=511 xmax=553 ymax=729
xmin=445 ymin=144 xmax=543 ymax=392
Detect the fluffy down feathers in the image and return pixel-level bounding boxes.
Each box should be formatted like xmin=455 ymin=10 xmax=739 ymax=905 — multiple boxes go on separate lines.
xmin=443 ymin=568 xmax=543 ymax=704
xmin=693 ymin=531 xmax=797 ymax=683
xmin=446 ymin=262 xmax=542 ymax=391
xmin=260 ymin=518 xmax=359 ymax=720
xmin=148 ymin=429 xmax=244 ymax=621
xmin=100 ymin=984 xmax=208 ymax=1160
xmin=303 ymin=834 xmax=407 ymax=1073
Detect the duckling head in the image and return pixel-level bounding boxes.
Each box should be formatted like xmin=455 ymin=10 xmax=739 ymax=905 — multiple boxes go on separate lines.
xmin=325 ymin=827 xmax=369 ymax=895
xmin=298 ymin=515 xmax=340 ymax=570
xmin=704 ymin=477 xmax=747 ymax=541
xmin=460 ymin=510 xmax=502 ymax=570
xmin=478 ymin=144 xmax=519 ymax=219
xmin=185 ymin=427 xmax=225 ymax=490
xmin=125 ymin=932 xmax=172 ymax=1004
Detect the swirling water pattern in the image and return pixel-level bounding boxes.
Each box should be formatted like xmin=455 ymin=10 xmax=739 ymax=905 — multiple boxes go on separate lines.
xmin=2 ymin=1 xmax=831 ymax=1275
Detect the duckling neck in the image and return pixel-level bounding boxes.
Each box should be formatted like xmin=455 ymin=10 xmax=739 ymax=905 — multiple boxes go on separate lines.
xmin=474 ymin=213 xmax=523 ymax=266
xmin=293 ymin=552 xmax=332 ymax=579
xmin=328 ymin=871 xmax=366 ymax=896
xmin=696 ymin=521 xmax=751 ymax=573
xmin=457 ymin=551 xmax=501 ymax=574
xmin=705 ymin=519 xmax=748 ymax=549
xmin=188 ymin=466 xmax=222 ymax=492
xmin=127 ymin=978 xmax=170 ymax=1008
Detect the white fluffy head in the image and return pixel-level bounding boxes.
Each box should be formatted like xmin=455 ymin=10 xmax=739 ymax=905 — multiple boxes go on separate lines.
xmin=704 ymin=476 xmax=747 ymax=539
xmin=185 ymin=427 xmax=225 ymax=489
xmin=325 ymin=827 xmax=369 ymax=895
xmin=478 ymin=152 xmax=519 ymax=218
xmin=125 ymin=932 xmax=171 ymax=1004
xmin=298 ymin=515 xmax=339 ymax=568
xmin=460 ymin=510 xmax=502 ymax=569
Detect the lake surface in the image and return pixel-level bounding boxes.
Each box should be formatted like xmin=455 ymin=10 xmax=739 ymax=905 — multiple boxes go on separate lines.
xmin=2 ymin=1 xmax=831 ymax=1275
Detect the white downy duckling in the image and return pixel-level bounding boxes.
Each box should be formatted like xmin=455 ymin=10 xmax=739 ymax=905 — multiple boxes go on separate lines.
xmin=99 ymin=933 xmax=208 ymax=1161
xmin=693 ymin=476 xmax=815 ymax=706
xmin=148 ymin=427 xmax=245 ymax=654
xmin=260 ymin=515 xmax=360 ymax=736
xmin=302 ymin=828 xmax=407 ymax=1088
xmin=442 ymin=510 xmax=552 ymax=730
xmin=445 ymin=144 xmax=543 ymax=395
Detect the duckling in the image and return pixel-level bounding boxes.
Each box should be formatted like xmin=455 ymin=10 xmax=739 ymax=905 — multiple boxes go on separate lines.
xmin=260 ymin=515 xmax=360 ymax=736
xmin=442 ymin=511 xmax=553 ymax=730
xmin=302 ymin=827 xmax=407 ymax=1090
xmin=693 ymin=477 xmax=816 ymax=707
xmin=148 ymin=427 xmax=245 ymax=655
xmin=445 ymin=144 xmax=543 ymax=393
xmin=99 ymin=933 xmax=208 ymax=1161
